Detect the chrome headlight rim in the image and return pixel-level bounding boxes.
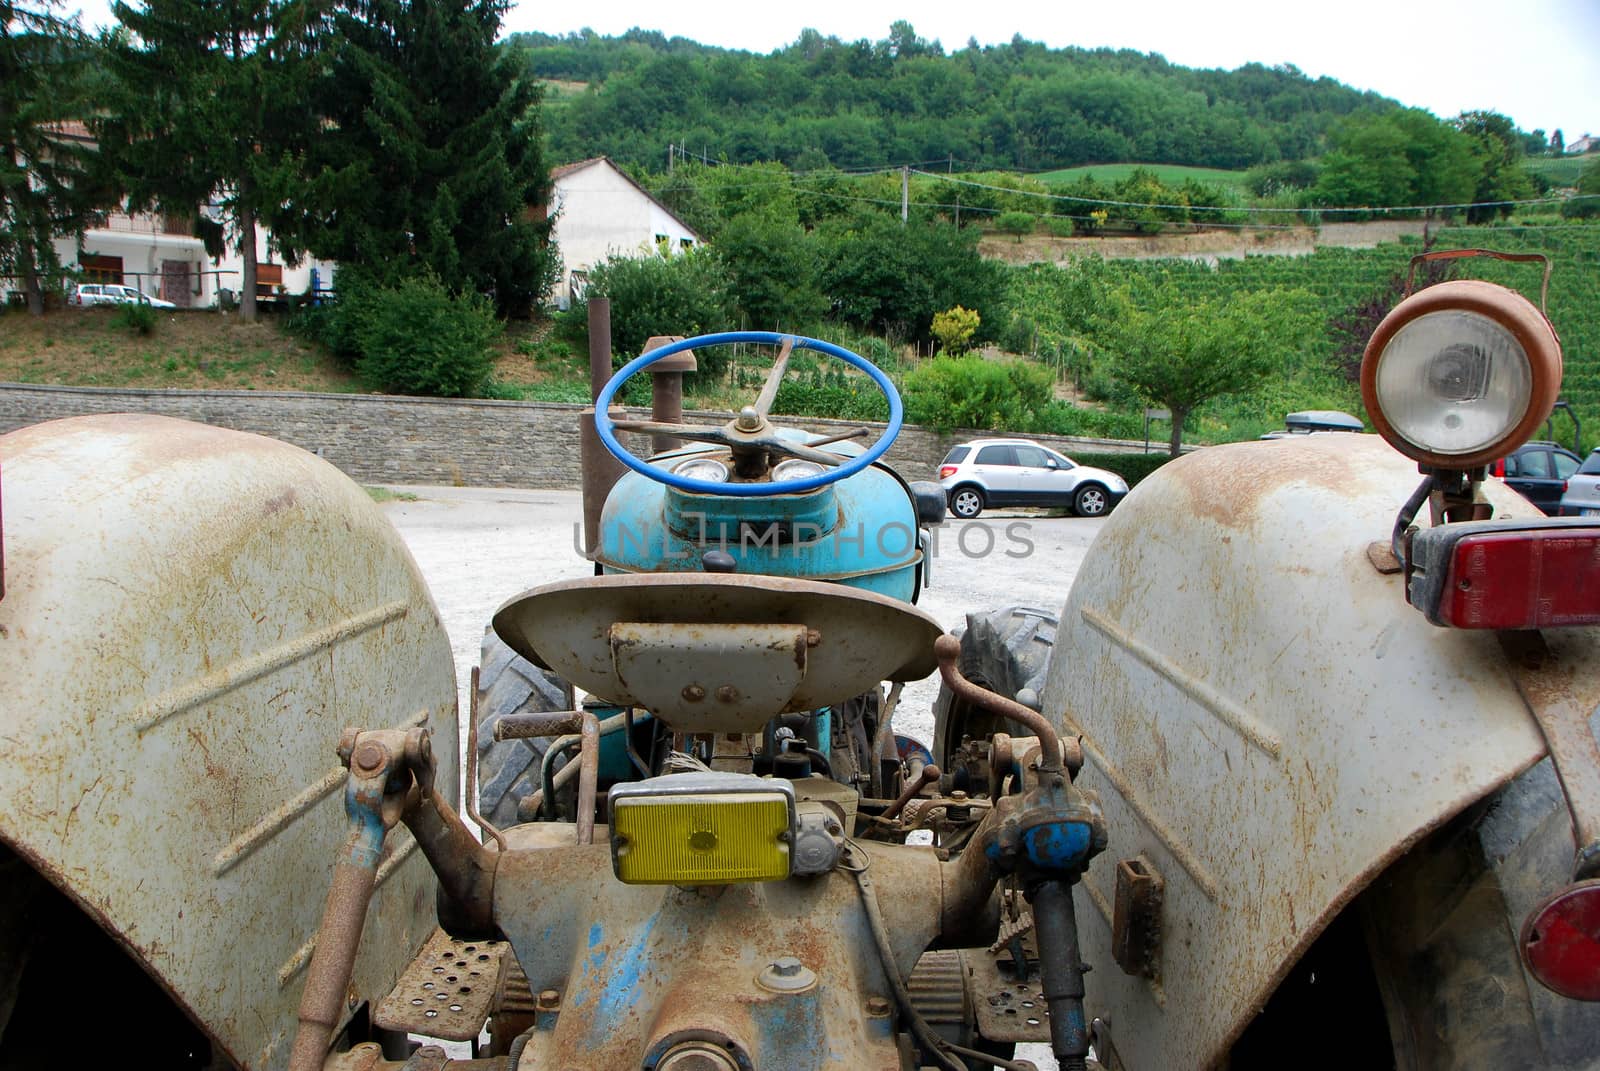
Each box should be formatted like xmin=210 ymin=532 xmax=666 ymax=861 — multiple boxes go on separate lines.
xmin=1361 ymin=279 xmax=1562 ymax=470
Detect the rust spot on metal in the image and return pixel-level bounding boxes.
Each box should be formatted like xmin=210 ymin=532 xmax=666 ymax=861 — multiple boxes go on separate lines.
xmin=1164 ymin=436 xmax=1379 ymax=530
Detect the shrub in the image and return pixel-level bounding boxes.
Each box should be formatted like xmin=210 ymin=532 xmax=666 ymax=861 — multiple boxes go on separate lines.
xmin=902 ymin=356 xmax=1053 ymax=432
xmin=352 ymin=275 xmax=501 ymax=397
xmin=586 ymin=249 xmax=736 ymax=374
xmin=930 ymin=305 xmax=980 ymax=355
xmin=112 ymin=302 xmax=157 ymax=335
xmin=1067 ymin=451 xmax=1174 ymax=488
xmin=1045 ymin=216 xmax=1074 ymax=238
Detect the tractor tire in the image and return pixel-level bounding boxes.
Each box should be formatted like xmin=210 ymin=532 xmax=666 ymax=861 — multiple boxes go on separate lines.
xmin=931 ymin=606 xmax=1059 ymax=773
xmin=476 ymin=627 xmax=570 ymax=828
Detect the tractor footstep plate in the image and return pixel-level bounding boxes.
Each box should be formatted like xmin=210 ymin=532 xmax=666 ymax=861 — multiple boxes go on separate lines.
xmin=961 ymin=938 xmax=1053 ymax=1044
xmin=374 ymin=928 xmax=508 ymax=1041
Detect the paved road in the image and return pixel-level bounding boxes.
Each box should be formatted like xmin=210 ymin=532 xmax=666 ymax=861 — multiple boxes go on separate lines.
xmin=382 ymin=485 xmax=1107 ymax=1071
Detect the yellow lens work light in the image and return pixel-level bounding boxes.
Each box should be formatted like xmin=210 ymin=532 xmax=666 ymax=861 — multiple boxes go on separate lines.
xmin=608 ymin=773 xmax=796 ymax=885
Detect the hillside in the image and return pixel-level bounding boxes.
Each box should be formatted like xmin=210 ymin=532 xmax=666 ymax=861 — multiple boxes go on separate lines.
xmin=507 ymin=26 xmax=1397 ymax=172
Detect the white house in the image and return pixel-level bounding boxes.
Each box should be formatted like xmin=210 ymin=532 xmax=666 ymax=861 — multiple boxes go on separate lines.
xmin=546 ymin=157 xmax=701 ymax=308
xmin=45 ymin=122 xmax=333 ymax=308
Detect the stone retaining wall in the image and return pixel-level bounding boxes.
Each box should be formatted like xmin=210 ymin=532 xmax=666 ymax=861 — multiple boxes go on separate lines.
xmin=0 ymin=383 xmax=1156 ymax=489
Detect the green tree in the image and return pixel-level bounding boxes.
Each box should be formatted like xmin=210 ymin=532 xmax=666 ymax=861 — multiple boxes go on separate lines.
xmin=1092 ymin=284 xmax=1295 ymax=455
xmin=995 ymin=211 xmax=1034 ymax=242
xmin=1562 ymin=156 xmax=1600 ymax=219
xmin=814 ymin=211 xmax=1004 ymax=345
xmin=1 ymin=0 xmax=114 ymax=315
xmin=1312 ymin=110 xmax=1477 ymax=216
xmin=101 ymin=0 xmax=308 ymax=322
xmin=1454 ymin=110 xmax=1535 ymax=222
xmin=289 ymin=0 xmax=557 ymax=317
xmin=711 ymin=210 xmax=826 ymax=331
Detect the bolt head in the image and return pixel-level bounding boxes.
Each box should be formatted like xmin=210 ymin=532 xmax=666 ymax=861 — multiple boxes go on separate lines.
xmin=736 ymin=406 xmax=761 ymax=431
xmin=537 ymin=988 xmax=561 ymax=1010
xmin=865 ymin=995 xmax=892 ymax=1017
xmin=352 ymin=740 xmax=386 ymax=773
xmin=682 ymin=684 xmax=706 ymax=702
xmin=715 ymin=685 xmax=740 ymax=704
xmin=772 ymin=955 xmax=802 ymax=977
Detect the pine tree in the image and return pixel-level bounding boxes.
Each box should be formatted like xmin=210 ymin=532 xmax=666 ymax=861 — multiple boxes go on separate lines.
xmin=290 ymin=0 xmax=557 ymax=317
xmin=1 ymin=0 xmax=114 ymax=316
xmin=99 ymin=0 xmax=309 ymax=322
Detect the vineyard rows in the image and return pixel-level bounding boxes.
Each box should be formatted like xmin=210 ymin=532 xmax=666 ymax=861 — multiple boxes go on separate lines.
xmin=1065 ymin=224 xmax=1599 ymax=450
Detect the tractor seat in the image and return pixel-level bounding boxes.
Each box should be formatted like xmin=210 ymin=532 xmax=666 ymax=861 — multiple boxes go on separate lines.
xmin=492 ymin=574 xmax=944 ymax=733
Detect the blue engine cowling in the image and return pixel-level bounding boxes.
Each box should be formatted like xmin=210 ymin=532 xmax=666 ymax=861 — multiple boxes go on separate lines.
xmin=594 ymin=434 xmax=926 ymax=602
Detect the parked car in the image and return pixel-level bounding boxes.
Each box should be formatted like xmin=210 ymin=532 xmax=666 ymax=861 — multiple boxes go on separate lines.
xmin=1490 ymin=440 xmax=1583 ymax=516
xmin=1259 ymin=409 xmax=1365 ymax=439
xmin=938 ymin=438 xmax=1128 ymax=518
xmin=1560 ymin=447 xmax=1600 ymax=516
xmin=69 ymin=283 xmax=177 ymax=309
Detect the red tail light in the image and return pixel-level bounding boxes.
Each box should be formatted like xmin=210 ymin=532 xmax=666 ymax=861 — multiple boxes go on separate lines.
xmin=1521 ymin=880 xmax=1600 ymax=1002
xmin=1491 ymin=458 xmax=1506 ymax=477
xmin=939 ymin=465 xmax=958 ymax=479
xmin=1407 ymin=521 xmax=1600 ymax=629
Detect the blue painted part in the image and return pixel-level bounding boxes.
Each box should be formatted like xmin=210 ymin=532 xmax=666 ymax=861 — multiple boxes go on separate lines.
xmin=750 ymin=989 xmax=829 ymax=1069
xmin=895 ymin=735 xmax=934 ymax=769
xmin=594 ymin=331 xmax=903 ymax=497
xmin=816 ymin=708 xmax=831 ymax=754
xmin=1023 ymin=821 xmax=1093 ymax=873
xmin=583 ymin=913 xmax=661 ymax=1048
xmin=342 ymin=786 xmax=388 ymax=870
xmin=596 ymin=457 xmax=922 ymax=601
xmin=594 ymin=706 xmax=640 ymax=781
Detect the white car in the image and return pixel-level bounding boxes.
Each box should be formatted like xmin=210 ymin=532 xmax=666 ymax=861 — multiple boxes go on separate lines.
xmin=70 ymin=283 xmax=177 ymax=309
xmin=1561 ymin=448 xmax=1600 ymax=517
xmin=938 ymin=438 xmax=1129 ymax=518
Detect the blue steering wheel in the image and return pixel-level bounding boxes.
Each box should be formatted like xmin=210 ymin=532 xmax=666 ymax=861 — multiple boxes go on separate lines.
xmin=594 ymin=331 xmax=903 ymax=496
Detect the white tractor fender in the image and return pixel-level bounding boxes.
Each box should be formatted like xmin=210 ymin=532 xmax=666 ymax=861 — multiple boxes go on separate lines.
xmin=0 ymin=415 xmax=457 ymax=1069
xmin=1043 ymin=432 xmax=1600 ymax=1068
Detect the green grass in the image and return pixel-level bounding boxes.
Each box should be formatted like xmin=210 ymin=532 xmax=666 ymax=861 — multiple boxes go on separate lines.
xmin=1036 ymin=162 xmax=1253 ymax=192
xmin=364 ymin=486 xmax=419 ymax=503
xmin=1527 ymin=154 xmax=1595 ymax=188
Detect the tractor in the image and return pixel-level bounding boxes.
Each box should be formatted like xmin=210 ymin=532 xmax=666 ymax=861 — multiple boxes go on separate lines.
xmin=1 ymin=254 xmax=1598 ymax=1070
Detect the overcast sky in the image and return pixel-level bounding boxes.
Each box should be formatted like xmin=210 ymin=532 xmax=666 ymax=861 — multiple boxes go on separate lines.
xmin=68 ymin=0 xmax=1600 ymax=144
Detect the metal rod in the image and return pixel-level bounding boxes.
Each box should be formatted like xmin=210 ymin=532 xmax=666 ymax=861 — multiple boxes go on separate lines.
xmin=1031 ymin=880 xmax=1091 ymax=1070
xmin=624 ymin=707 xmax=652 ymax=777
xmin=576 ymin=712 xmax=600 ymax=846
xmin=884 ymin=763 xmax=940 ymax=821
xmin=492 ymin=710 xmax=586 ymax=741
xmin=464 ymin=667 xmax=507 ymax=852
xmin=935 ymin=635 xmax=1080 ymax=776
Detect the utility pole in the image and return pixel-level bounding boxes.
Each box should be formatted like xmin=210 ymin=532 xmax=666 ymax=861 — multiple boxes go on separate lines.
xmin=901 ymin=165 xmax=909 ymax=225
xmin=667 ymin=142 xmax=674 ymax=174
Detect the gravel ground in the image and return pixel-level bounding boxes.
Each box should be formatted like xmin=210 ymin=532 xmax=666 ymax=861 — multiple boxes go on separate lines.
xmin=381 ymin=484 xmax=1108 ymax=1070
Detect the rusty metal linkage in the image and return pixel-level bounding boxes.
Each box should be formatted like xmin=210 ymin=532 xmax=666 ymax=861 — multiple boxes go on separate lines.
xmin=492 ymin=709 xmax=601 ymax=844
xmin=885 ymin=763 xmax=940 ymax=821
xmin=934 ymin=634 xmax=1081 ymax=777
xmin=288 ymin=732 xmax=413 ymax=1071
xmin=465 ymin=667 xmax=507 ymax=852
xmin=1499 ymin=631 xmax=1600 ymax=880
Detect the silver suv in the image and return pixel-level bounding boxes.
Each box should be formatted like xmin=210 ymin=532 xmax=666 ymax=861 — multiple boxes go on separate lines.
xmin=938 ymin=438 xmax=1129 ymax=519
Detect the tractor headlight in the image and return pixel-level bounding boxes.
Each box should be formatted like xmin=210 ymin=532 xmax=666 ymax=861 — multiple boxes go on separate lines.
xmin=673 ymin=457 xmax=728 ymax=483
xmin=1362 ymin=279 xmax=1561 ymax=469
xmin=608 ymin=772 xmax=794 ymax=885
xmin=771 ymin=458 xmax=826 ymax=482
